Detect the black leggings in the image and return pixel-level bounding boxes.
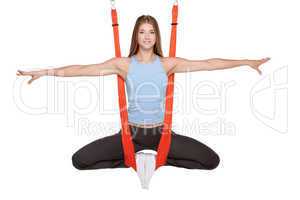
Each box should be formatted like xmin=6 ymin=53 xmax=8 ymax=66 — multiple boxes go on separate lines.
xmin=72 ymin=125 xmax=220 ymax=170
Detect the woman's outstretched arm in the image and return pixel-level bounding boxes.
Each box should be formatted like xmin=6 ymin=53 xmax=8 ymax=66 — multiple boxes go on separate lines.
xmin=17 ymin=57 xmax=121 ymax=84
xmin=169 ymin=57 xmax=270 ymax=75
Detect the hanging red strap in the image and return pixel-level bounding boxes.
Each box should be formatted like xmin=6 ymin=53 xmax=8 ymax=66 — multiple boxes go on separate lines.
xmin=110 ymin=2 xmax=178 ymax=171
xmin=111 ymin=7 xmax=137 ymax=171
xmin=155 ymin=3 xmax=178 ymax=169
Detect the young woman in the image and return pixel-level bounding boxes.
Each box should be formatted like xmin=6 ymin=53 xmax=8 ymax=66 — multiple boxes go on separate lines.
xmin=17 ymin=15 xmax=270 ymax=170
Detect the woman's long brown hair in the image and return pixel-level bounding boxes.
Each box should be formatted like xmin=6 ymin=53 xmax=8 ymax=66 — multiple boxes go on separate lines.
xmin=128 ymin=15 xmax=164 ymax=57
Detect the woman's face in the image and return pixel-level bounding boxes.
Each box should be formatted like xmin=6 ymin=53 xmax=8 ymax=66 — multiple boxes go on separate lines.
xmin=137 ymin=23 xmax=156 ymax=50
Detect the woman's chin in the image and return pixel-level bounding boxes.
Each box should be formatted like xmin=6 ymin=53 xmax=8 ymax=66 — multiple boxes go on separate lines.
xmin=140 ymin=46 xmax=154 ymax=51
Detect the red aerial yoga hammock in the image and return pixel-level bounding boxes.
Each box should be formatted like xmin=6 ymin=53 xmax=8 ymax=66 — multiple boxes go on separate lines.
xmin=110 ymin=1 xmax=178 ymax=171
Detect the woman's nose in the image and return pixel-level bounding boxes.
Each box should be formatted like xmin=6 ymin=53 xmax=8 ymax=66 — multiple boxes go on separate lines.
xmin=145 ymin=33 xmax=151 ymax=38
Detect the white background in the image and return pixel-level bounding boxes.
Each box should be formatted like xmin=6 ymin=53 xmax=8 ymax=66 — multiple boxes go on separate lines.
xmin=1 ymin=0 xmax=299 ymax=198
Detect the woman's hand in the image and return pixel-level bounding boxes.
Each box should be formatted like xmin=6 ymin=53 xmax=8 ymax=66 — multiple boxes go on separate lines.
xmin=248 ymin=57 xmax=271 ymax=75
xmin=16 ymin=69 xmax=44 ymax=84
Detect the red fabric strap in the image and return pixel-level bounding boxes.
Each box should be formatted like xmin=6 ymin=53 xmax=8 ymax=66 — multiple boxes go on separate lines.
xmin=155 ymin=4 xmax=178 ymax=169
xmin=111 ymin=8 xmax=137 ymax=170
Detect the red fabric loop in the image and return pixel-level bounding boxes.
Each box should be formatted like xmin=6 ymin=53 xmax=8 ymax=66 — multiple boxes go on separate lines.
xmin=110 ymin=5 xmax=178 ymax=171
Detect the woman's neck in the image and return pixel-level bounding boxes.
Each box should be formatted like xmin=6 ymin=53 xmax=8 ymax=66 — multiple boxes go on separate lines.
xmin=135 ymin=52 xmax=156 ymax=64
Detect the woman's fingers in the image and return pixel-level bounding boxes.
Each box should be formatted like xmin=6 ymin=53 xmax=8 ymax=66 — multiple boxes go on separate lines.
xmin=17 ymin=70 xmax=31 ymax=76
xmin=28 ymin=77 xmax=34 ymax=84
xmin=260 ymin=57 xmax=271 ymax=66
xmin=260 ymin=57 xmax=270 ymax=64
xmin=254 ymin=57 xmax=270 ymax=75
xmin=17 ymin=70 xmax=40 ymax=76
xmin=257 ymin=68 xmax=262 ymax=75
xmin=27 ymin=75 xmax=40 ymax=84
xmin=17 ymin=70 xmax=41 ymax=84
xmin=17 ymin=70 xmax=24 ymax=76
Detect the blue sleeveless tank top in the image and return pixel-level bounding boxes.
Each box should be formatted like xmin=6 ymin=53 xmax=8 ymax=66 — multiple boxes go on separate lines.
xmin=125 ymin=55 xmax=168 ymax=124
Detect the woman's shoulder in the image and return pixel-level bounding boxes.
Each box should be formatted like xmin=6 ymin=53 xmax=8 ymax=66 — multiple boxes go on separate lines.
xmin=111 ymin=57 xmax=131 ymax=80
xmin=114 ymin=57 xmax=131 ymax=64
xmin=159 ymin=56 xmax=177 ymax=75
xmin=156 ymin=56 xmax=178 ymax=75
